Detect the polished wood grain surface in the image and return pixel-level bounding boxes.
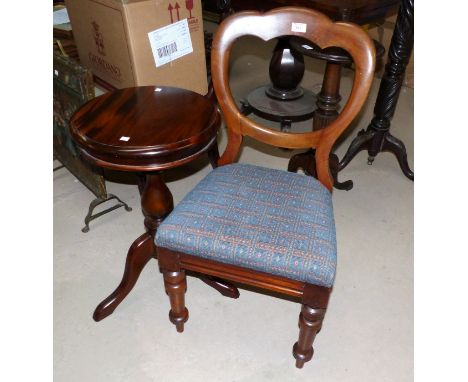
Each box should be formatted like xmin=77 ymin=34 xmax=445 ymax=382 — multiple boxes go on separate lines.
xmin=70 ymin=86 xmax=220 ymax=171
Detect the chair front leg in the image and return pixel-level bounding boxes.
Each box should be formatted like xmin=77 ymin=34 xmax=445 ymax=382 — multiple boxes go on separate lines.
xmin=293 ymin=305 xmax=326 ymax=368
xmin=163 ymin=270 xmax=189 ymax=333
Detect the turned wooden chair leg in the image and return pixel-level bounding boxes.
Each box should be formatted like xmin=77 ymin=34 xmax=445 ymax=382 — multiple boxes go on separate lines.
xmin=293 ymin=305 xmax=326 ymax=368
xmin=163 ymin=270 xmax=189 ymax=333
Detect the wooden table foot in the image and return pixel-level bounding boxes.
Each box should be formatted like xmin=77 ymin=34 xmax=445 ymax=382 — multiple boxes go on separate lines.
xmin=200 ymin=275 xmax=240 ymax=298
xmin=338 ymin=128 xmax=413 ymax=182
xmin=288 ymin=150 xmax=353 ymax=191
xmin=380 ymin=132 xmax=414 ymax=180
xmin=93 ymin=232 xmax=155 ymax=321
xmin=94 ymin=172 xmax=174 ymax=321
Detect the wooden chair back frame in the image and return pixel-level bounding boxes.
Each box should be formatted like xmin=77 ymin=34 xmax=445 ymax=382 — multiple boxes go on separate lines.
xmin=211 ymin=7 xmax=376 ymax=191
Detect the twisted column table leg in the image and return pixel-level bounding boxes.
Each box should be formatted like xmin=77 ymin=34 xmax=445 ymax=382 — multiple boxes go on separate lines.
xmin=339 ymin=0 xmax=414 ymax=183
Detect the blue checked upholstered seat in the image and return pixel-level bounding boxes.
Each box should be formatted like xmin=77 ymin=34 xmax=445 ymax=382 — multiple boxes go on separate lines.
xmin=156 ymin=163 xmax=336 ymax=287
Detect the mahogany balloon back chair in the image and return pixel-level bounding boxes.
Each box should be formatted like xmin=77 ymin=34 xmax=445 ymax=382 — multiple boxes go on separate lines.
xmin=155 ymin=6 xmax=375 ymax=368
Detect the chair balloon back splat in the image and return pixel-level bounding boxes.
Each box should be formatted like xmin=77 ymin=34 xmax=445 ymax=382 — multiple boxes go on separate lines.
xmin=155 ymin=7 xmax=375 ymax=368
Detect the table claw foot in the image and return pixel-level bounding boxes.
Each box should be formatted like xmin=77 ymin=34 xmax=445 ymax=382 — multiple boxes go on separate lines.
xmin=288 ymin=150 xmax=352 ymax=190
xmin=329 ymin=153 xmax=353 ymax=191
xmin=201 ymin=275 xmax=240 ymax=299
xmin=338 ymin=129 xmax=374 ymax=171
xmin=382 ymin=133 xmax=414 ymax=180
xmin=93 ymin=232 xmax=155 ymax=321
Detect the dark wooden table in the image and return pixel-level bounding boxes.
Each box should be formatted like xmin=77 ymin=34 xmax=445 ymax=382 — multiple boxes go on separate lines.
xmin=70 ymin=86 xmax=221 ymax=321
xmin=231 ymin=0 xmax=399 ymax=23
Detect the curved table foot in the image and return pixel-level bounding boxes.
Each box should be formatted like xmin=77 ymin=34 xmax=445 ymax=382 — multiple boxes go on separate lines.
xmin=329 ymin=154 xmax=353 ymax=191
xmin=288 ymin=149 xmax=315 ymax=175
xmin=338 ymin=129 xmax=413 ymax=182
xmin=93 ymin=232 xmax=155 ymax=321
xmin=338 ymin=129 xmax=374 ymax=172
xmin=382 ymin=133 xmax=414 ymax=180
xmin=200 ymin=275 xmax=240 ymax=299
xmin=288 ymin=150 xmax=353 ymax=191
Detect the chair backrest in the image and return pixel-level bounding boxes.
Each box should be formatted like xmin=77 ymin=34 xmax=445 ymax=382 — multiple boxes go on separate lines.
xmin=211 ymin=7 xmax=376 ymax=191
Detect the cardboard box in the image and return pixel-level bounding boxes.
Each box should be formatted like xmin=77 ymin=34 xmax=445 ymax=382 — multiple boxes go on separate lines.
xmin=65 ymin=0 xmax=208 ymax=94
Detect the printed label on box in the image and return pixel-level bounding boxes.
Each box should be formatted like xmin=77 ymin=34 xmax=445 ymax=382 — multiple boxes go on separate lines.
xmin=148 ymin=19 xmax=193 ymax=68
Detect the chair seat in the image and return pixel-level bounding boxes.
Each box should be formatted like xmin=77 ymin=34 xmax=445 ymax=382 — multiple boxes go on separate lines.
xmin=156 ymin=163 xmax=337 ymax=287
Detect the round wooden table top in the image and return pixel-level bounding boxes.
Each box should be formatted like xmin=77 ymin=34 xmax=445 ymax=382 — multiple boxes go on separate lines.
xmin=289 ymin=37 xmax=386 ymax=65
xmin=70 ymin=86 xmax=220 ymax=172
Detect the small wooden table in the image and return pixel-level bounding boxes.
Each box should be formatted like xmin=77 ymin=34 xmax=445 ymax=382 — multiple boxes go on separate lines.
xmin=70 ymin=86 xmax=221 ymax=321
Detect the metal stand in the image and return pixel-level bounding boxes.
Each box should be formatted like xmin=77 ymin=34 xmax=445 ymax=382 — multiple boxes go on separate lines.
xmin=53 ymin=161 xmax=132 ymax=233
xmin=81 ymin=194 xmax=132 ymax=233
